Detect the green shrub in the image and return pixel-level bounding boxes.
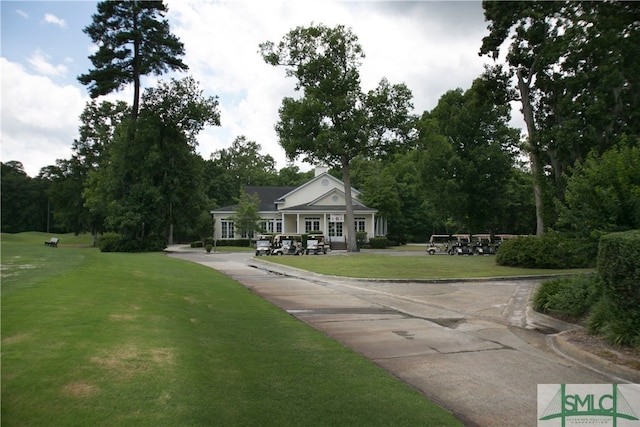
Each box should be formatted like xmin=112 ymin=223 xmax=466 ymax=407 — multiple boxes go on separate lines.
xmin=191 ymin=240 xmax=204 ymax=248
xmin=592 ymin=230 xmax=640 ymax=347
xmin=369 ymin=237 xmax=388 ymax=249
xmin=533 ymin=274 xmax=599 ymax=317
xmin=532 ymin=279 xmax=563 ymax=313
xmin=215 ymin=239 xmax=251 ymax=247
xmin=586 ymin=296 xmax=614 ymax=336
xmin=356 ymin=232 xmax=367 ymax=248
xmin=550 ymin=275 xmax=599 ymax=317
xmin=495 ymin=237 xmax=529 ymax=266
xmin=597 ymin=230 xmax=640 ymax=312
xmin=496 ymin=233 xmax=596 ymax=269
xmin=98 ymin=232 xmax=123 ymax=252
xmin=588 ymin=296 xmax=640 ymax=348
xmin=603 ymin=317 xmax=640 ymax=348
xmin=98 ymin=233 xmax=165 ymax=252
xmin=556 ymin=236 xmax=598 ymax=268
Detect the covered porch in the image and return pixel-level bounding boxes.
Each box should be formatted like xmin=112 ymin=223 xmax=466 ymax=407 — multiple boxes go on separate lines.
xmin=278 ymin=207 xmax=383 ymax=244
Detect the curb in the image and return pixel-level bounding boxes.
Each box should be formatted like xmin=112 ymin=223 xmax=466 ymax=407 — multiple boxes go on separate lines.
xmin=549 ymin=332 xmax=640 ymax=383
xmin=525 ymin=306 xmax=580 ymax=333
xmin=526 ymin=307 xmax=640 ymax=383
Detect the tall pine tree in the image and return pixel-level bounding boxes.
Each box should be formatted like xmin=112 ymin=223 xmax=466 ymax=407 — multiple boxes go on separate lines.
xmin=78 ymin=0 xmax=188 ymax=121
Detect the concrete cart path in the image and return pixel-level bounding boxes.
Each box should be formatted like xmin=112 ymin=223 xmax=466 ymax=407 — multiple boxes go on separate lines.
xmin=166 ymin=249 xmax=638 ymax=427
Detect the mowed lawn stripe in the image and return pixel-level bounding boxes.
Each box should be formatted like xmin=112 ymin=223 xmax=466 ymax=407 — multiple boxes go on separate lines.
xmin=1 ymin=234 xmax=461 ymax=426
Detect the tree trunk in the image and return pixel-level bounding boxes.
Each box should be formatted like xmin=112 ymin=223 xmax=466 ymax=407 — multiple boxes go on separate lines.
xmin=165 ymin=165 xmax=174 ymax=245
xmin=517 ymin=68 xmax=545 ymax=236
xmin=341 ymin=157 xmax=358 ymax=252
xmin=131 ymin=9 xmax=141 ymax=122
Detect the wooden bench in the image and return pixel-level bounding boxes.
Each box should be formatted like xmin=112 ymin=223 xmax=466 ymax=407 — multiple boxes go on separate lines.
xmin=44 ymin=237 xmax=59 ymax=247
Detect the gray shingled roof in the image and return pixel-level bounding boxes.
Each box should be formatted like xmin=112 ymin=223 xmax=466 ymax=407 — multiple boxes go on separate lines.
xmin=212 ymin=186 xmax=295 ymax=212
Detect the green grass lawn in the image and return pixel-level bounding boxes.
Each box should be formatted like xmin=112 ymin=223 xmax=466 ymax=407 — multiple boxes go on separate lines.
xmin=1 ymin=233 xmax=461 ymax=426
xmin=262 ymin=251 xmax=593 ymax=279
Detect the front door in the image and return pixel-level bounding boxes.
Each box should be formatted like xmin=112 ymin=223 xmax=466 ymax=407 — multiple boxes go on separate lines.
xmin=328 ymin=220 xmax=343 ymax=242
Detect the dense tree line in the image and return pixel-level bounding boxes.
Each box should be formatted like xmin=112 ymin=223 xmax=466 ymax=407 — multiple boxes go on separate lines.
xmin=480 ymin=0 xmax=640 ymax=234
xmin=1 ymin=162 xmax=51 ymax=233
xmin=348 ymin=66 xmax=534 ymax=243
xmin=2 ymin=1 xmax=638 ymax=250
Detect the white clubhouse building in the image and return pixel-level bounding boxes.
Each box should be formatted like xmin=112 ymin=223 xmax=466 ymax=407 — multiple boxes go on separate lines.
xmin=210 ymin=167 xmax=386 ymax=245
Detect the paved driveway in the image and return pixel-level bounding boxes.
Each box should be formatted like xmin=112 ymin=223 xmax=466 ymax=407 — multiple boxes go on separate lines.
xmin=167 ymin=249 xmax=637 ymax=427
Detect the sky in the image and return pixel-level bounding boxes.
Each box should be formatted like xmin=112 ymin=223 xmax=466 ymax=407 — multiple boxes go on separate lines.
xmin=1 ymin=0 xmax=508 ymax=177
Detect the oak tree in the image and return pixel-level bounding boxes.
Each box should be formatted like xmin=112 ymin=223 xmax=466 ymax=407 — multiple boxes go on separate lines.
xmin=260 ymin=24 xmax=414 ymax=251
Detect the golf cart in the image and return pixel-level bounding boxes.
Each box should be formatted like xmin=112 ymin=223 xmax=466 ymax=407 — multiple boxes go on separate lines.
xmin=271 ymin=234 xmax=303 ymax=256
xmin=426 ymin=234 xmax=451 ymax=255
xmin=254 ymin=234 xmax=273 ymax=256
xmin=449 ymin=234 xmax=473 ymax=255
xmin=306 ymin=234 xmax=327 ymax=255
xmin=471 ymin=234 xmax=495 ymax=255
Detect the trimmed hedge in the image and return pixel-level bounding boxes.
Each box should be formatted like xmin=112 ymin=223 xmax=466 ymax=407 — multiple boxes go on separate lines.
xmin=214 ymin=239 xmax=251 ymax=247
xmin=192 ymin=238 xmax=250 ymax=248
xmin=190 ymin=238 xmax=263 ymax=249
xmin=99 ymin=232 xmax=165 ymax=252
xmin=369 ymin=237 xmax=388 ymax=249
xmin=590 ymin=230 xmax=640 ymax=346
xmin=597 ymin=230 xmax=640 ymax=309
xmin=496 ymin=233 xmax=597 ymax=269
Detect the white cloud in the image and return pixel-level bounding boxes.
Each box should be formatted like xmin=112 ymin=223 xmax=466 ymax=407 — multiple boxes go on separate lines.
xmin=165 ymin=1 xmax=489 ymax=169
xmin=16 ymin=9 xmax=29 ymax=19
xmin=1 ymin=58 xmax=87 ymax=176
xmin=166 ymin=1 xmax=311 ymax=165
xmin=44 ymin=13 xmax=67 ymax=29
xmin=3 ymin=1 xmax=506 ymax=176
xmin=27 ymin=49 xmax=68 ymax=76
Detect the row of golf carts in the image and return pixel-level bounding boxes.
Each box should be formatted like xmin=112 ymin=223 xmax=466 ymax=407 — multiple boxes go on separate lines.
xmin=426 ymin=234 xmax=520 ymax=255
xmin=255 ymin=234 xmax=328 ymax=256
